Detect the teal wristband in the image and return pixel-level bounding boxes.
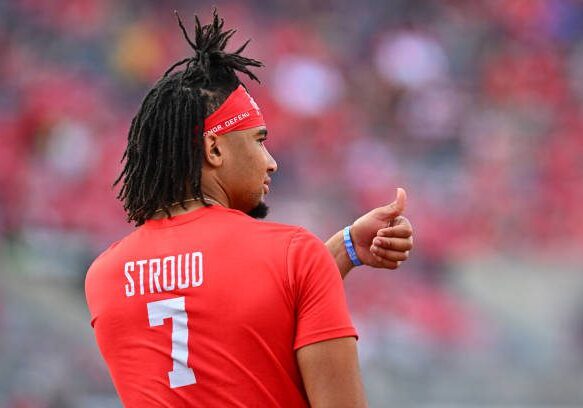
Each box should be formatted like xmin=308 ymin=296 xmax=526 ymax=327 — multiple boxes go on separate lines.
xmin=343 ymin=226 xmax=362 ymax=266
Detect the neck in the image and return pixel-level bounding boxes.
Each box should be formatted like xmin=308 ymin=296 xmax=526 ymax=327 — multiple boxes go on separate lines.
xmin=150 ymin=196 xmax=224 ymax=220
xmin=200 ymin=171 xmax=232 ymax=209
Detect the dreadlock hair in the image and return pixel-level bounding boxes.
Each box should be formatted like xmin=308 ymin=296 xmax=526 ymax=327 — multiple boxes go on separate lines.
xmin=114 ymin=10 xmax=263 ymax=226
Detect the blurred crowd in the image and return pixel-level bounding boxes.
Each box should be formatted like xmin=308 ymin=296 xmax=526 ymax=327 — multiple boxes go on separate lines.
xmin=2 ymin=0 xmax=583 ymax=252
xmin=2 ymin=0 xmax=583 ymax=406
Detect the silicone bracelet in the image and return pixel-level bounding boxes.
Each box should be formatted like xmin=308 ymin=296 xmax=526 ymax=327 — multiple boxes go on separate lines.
xmin=343 ymin=226 xmax=362 ymax=266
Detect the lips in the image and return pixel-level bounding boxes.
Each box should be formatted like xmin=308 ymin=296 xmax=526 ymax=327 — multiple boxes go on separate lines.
xmin=263 ymin=178 xmax=271 ymax=194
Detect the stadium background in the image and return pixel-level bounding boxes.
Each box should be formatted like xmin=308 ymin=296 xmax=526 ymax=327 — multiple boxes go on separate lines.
xmin=1 ymin=0 xmax=583 ymax=406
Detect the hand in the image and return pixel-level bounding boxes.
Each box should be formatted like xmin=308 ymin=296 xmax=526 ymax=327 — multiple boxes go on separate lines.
xmin=350 ymin=188 xmax=413 ymax=269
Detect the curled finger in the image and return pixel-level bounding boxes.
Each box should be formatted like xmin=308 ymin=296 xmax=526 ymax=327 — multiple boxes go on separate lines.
xmin=377 ymin=224 xmax=413 ymax=238
xmin=372 ymin=254 xmax=400 ymax=270
xmin=372 ymin=236 xmax=413 ymax=252
xmin=370 ymin=244 xmax=409 ymax=262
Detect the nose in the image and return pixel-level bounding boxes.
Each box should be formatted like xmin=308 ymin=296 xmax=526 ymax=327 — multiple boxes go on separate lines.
xmin=266 ymin=148 xmax=278 ymax=174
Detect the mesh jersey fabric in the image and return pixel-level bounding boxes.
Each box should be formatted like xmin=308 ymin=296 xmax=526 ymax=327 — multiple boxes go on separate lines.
xmin=85 ymin=205 xmax=357 ymax=407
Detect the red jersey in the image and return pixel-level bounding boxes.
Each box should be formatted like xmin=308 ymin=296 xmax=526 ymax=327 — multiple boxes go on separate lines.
xmin=85 ymin=205 xmax=357 ymax=407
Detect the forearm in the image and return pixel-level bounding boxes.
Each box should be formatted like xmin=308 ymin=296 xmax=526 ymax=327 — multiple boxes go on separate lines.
xmin=297 ymin=337 xmax=368 ymax=408
xmin=325 ymin=230 xmax=354 ymax=279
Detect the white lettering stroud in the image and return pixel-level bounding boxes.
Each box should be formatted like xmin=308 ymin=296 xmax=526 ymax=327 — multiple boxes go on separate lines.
xmin=124 ymin=252 xmax=204 ymax=297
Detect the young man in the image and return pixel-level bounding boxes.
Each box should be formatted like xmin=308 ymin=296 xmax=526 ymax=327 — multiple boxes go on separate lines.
xmin=85 ymin=11 xmax=412 ymax=407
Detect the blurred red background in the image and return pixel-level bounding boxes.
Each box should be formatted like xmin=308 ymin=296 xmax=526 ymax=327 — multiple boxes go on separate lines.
xmin=1 ymin=0 xmax=583 ymax=406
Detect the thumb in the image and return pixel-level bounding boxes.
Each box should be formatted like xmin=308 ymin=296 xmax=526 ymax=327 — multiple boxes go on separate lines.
xmin=378 ymin=187 xmax=407 ymax=220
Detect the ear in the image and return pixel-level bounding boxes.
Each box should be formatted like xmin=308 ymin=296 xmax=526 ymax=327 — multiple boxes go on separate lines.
xmin=203 ymin=133 xmax=224 ymax=167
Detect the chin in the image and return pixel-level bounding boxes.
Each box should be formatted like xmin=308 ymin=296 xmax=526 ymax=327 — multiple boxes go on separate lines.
xmin=247 ymin=201 xmax=269 ymax=219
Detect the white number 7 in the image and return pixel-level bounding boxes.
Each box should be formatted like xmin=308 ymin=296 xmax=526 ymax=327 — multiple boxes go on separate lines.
xmin=147 ymin=296 xmax=196 ymax=388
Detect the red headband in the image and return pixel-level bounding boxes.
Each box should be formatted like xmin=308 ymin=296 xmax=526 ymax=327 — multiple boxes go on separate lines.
xmin=203 ymin=85 xmax=265 ymax=137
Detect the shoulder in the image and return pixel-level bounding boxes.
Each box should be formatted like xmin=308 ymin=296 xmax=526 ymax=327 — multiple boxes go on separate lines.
xmin=86 ymin=229 xmax=138 ymax=278
xmin=287 ymin=226 xmax=322 ymax=245
xmin=85 ymin=239 xmax=123 ymax=311
xmin=245 ymin=219 xmax=322 ymax=253
xmin=96 ymin=239 xmax=123 ymax=260
xmin=285 ymin=227 xmax=341 ymax=304
xmin=218 ymin=208 xmax=305 ymax=240
xmin=85 ymin=238 xmax=125 ymax=285
xmin=249 ymin=218 xmax=305 ymax=237
xmin=215 ymin=211 xmax=327 ymax=261
xmin=84 ymin=231 xmax=139 ymax=306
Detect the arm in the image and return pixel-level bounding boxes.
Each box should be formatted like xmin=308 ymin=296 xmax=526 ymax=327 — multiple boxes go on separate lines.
xmin=297 ymin=337 xmax=367 ymax=408
xmin=326 ymin=188 xmax=414 ymax=279
xmin=289 ymin=229 xmax=365 ymax=405
xmin=325 ymin=229 xmax=355 ymax=278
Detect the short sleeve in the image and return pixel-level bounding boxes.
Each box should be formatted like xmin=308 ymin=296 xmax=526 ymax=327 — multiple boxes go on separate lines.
xmin=287 ymin=228 xmax=358 ymax=350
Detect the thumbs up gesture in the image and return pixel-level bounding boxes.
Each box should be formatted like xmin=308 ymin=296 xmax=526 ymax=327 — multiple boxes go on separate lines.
xmin=350 ymin=188 xmax=413 ymax=269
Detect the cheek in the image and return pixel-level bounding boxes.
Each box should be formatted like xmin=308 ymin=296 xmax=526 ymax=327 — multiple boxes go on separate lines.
xmin=230 ymin=148 xmax=262 ymax=189
xmin=242 ymin=146 xmax=267 ymax=174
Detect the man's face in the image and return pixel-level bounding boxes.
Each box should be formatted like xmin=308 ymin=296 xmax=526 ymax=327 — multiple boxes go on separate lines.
xmin=219 ymin=126 xmax=277 ymax=218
